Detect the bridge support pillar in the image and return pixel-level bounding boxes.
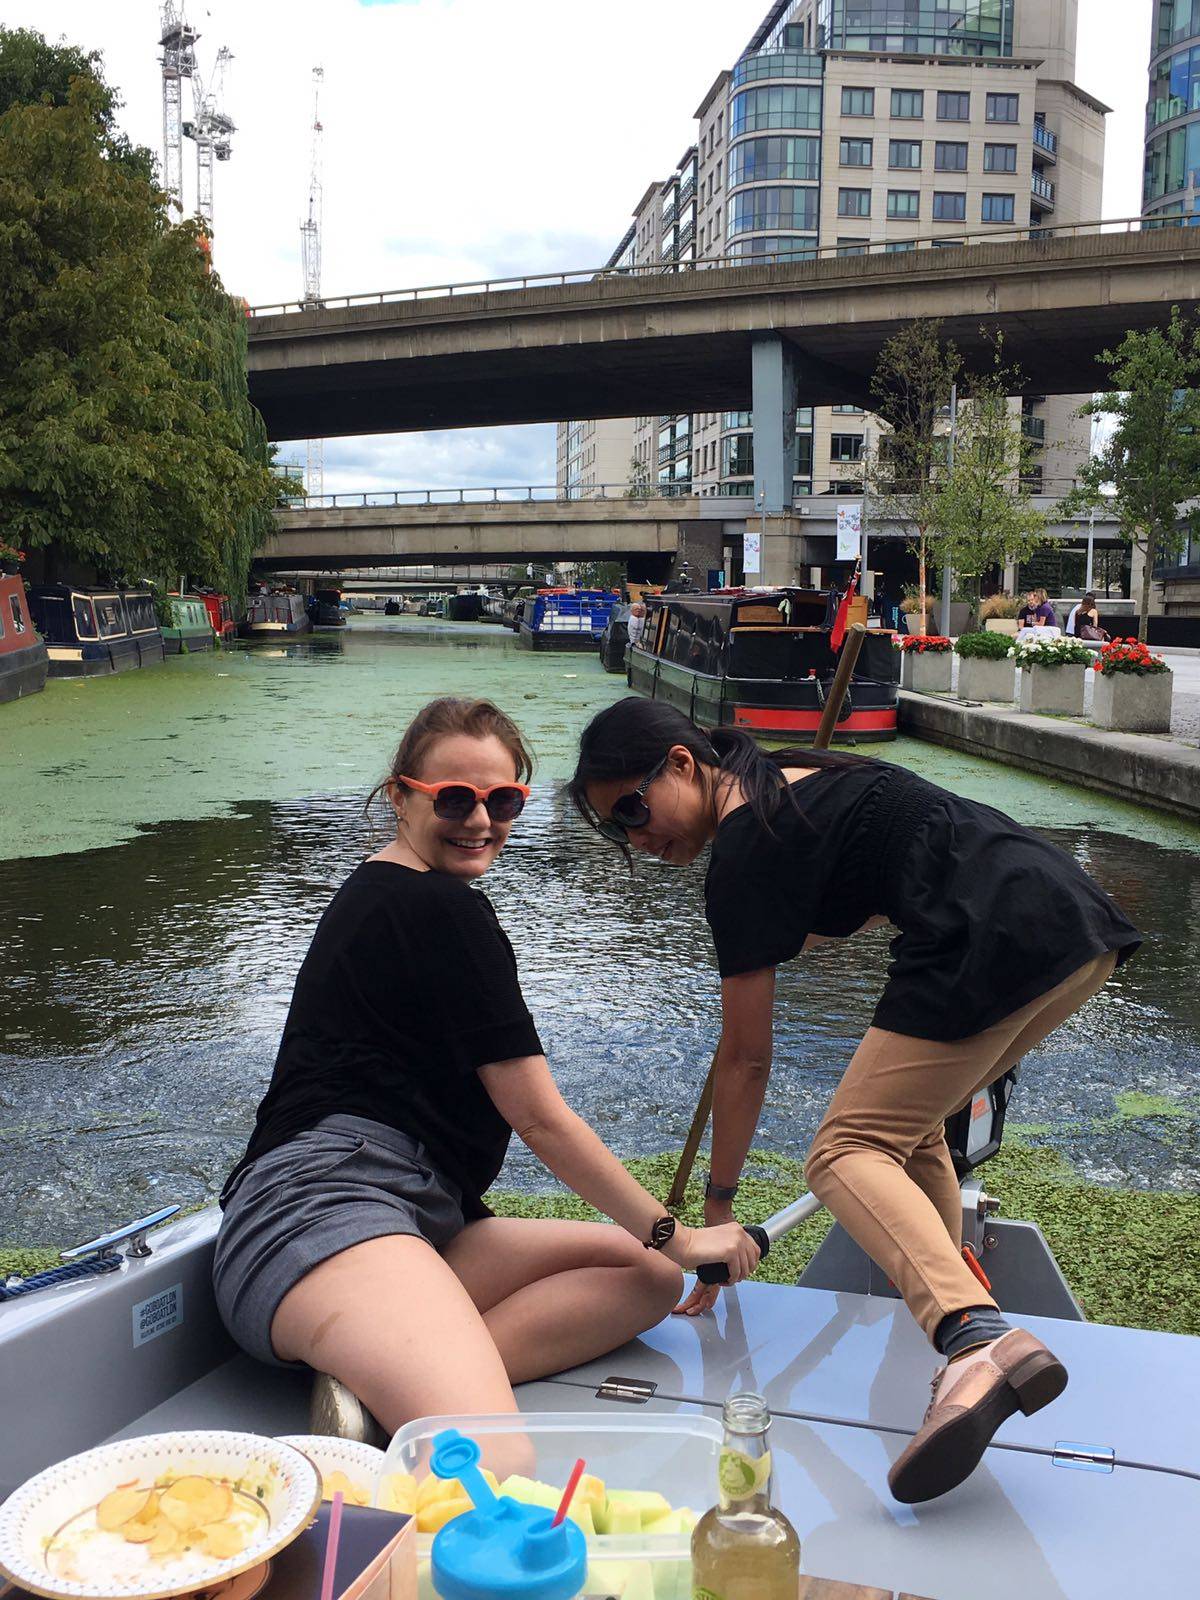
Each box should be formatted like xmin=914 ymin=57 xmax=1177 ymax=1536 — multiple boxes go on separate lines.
xmin=751 ymin=336 xmax=798 ymax=516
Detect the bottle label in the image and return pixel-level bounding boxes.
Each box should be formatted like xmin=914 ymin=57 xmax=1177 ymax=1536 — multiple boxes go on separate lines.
xmin=717 ymin=1446 xmax=772 ymax=1502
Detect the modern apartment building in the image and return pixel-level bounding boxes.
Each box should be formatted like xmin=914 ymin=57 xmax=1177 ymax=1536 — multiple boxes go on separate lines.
xmin=558 ymin=0 xmax=1106 ymax=516
xmin=1144 ymin=0 xmax=1200 ymax=614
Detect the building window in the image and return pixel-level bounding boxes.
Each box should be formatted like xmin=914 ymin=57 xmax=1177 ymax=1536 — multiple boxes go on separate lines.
xmin=984 ymin=142 xmax=1018 ymax=173
xmin=830 ymin=433 xmax=864 ymax=463
xmin=732 ymin=85 xmax=822 ymax=134
xmin=986 ymin=93 xmax=1019 ymax=123
xmin=837 ymin=187 xmax=872 ymax=217
xmin=891 ymin=89 xmax=924 ymax=119
xmin=841 ymin=86 xmax=875 ymax=117
xmin=932 ymin=191 xmax=967 ymax=221
xmin=834 ymin=404 xmax=864 ymax=413
xmin=730 ymin=185 xmax=820 ymax=234
xmin=731 ymin=135 xmax=821 ymax=185
xmin=837 ymin=237 xmax=868 ymax=255
xmin=935 ymin=140 xmax=968 ymax=171
xmin=885 ymin=239 xmax=916 ymax=252
xmin=981 ymin=192 xmax=1015 ymax=222
xmin=729 ymin=234 xmax=817 ymax=260
xmin=839 ymin=136 xmax=873 ymax=167
xmin=887 ymin=189 xmax=920 ymax=218
xmin=937 ymin=91 xmax=970 ymax=122
xmin=889 ymin=139 xmax=922 ymax=169
xmin=722 ymin=434 xmax=755 ymax=477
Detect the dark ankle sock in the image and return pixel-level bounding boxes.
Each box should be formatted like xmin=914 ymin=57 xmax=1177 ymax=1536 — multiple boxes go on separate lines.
xmin=935 ymin=1305 xmax=1013 ymax=1361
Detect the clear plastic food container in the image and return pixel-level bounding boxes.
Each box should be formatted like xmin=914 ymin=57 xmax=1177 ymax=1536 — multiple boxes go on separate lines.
xmin=381 ymin=1410 xmax=722 ymax=1599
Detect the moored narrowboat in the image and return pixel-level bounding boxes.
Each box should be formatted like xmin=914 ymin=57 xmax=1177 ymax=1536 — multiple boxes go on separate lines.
xmin=517 ymin=588 xmax=618 ymax=652
xmin=161 ymin=594 xmax=216 ymax=653
xmin=629 ymin=587 xmax=899 ymax=741
xmin=25 ymin=585 xmax=165 ymax=677
xmin=197 ymin=590 xmax=237 ymax=644
xmin=239 ymin=588 xmax=311 ymax=638
xmin=0 ymin=574 xmax=49 ymax=704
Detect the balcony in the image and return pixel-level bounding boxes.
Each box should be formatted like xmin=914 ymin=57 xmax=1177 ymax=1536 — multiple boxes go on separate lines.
xmin=1032 ymin=121 xmax=1058 ymax=162
xmin=1021 ymin=414 xmax=1046 ymax=445
xmin=678 ymin=221 xmax=695 ymax=251
xmin=679 ymin=174 xmax=696 ymax=207
xmin=1031 ymin=171 xmax=1056 ymax=211
xmin=732 ymin=50 xmax=823 ymax=89
xmin=660 ymin=201 xmax=677 ymax=230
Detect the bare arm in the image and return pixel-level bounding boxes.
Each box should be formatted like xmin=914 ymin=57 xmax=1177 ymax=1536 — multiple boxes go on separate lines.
xmin=478 ymin=1055 xmax=759 ymax=1280
xmin=708 ymin=967 xmax=777 ymax=1192
xmin=802 ymin=914 xmax=890 ymax=949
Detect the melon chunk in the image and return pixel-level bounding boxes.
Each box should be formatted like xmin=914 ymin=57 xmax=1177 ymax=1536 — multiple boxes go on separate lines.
xmin=586 ymin=1559 xmax=656 ymax=1600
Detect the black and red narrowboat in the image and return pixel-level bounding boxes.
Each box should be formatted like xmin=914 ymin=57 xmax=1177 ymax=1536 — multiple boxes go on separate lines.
xmin=0 ymin=574 xmax=48 ymax=704
xmin=628 ymin=587 xmax=899 ymax=742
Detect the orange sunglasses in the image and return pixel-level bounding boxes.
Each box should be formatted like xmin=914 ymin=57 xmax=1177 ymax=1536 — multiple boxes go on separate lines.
xmin=396 ymin=775 xmax=531 ymax=822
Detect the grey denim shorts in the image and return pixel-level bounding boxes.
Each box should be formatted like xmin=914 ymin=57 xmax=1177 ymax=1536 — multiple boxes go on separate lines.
xmin=212 ymin=1114 xmax=467 ymax=1367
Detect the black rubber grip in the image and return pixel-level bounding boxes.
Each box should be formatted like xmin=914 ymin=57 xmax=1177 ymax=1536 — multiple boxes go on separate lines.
xmin=696 ymin=1225 xmax=770 ymax=1285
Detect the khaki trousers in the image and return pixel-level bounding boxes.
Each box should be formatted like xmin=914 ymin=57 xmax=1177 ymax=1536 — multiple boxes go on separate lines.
xmin=804 ymin=952 xmax=1117 ymax=1342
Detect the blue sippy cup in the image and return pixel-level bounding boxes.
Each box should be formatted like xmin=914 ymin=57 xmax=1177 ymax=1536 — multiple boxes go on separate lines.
xmin=428 ymin=1429 xmax=588 ymax=1600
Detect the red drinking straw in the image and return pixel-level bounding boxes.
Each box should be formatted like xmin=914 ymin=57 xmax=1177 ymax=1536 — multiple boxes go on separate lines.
xmin=551 ymin=1459 xmax=587 ymax=1529
xmin=319 ymin=1490 xmax=346 ymax=1600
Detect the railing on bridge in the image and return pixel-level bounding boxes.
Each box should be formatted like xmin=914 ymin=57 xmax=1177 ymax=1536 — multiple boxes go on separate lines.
xmin=247 ymin=215 xmax=1166 ymax=317
xmin=279 ymin=482 xmax=703 ymax=510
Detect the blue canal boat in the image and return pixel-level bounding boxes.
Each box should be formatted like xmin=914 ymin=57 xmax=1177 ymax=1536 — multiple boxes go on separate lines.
xmin=0 ymin=573 xmax=49 ymax=704
xmin=629 ymin=587 xmax=899 ymax=742
xmin=517 ymin=588 xmax=618 ymax=652
xmin=25 ymin=585 xmax=165 ymax=678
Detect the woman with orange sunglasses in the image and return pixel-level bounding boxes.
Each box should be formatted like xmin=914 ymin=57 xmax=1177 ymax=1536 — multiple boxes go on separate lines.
xmin=213 ymin=696 xmax=753 ymax=1445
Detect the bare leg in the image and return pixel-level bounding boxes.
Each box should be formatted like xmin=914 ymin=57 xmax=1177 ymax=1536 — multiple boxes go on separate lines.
xmin=442 ymin=1217 xmax=683 ymax=1384
xmin=271 ymin=1234 xmax=520 ymax=1435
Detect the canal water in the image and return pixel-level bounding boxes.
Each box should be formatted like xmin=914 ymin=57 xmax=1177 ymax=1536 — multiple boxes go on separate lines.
xmin=2 ymin=617 xmax=1198 ymax=1246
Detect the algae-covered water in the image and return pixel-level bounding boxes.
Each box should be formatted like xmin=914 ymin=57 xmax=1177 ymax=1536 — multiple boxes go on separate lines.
xmin=2 ymin=617 xmax=1198 ymax=1246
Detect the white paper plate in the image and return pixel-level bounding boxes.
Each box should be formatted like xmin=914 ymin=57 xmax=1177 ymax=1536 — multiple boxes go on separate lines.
xmin=275 ymin=1438 xmax=387 ymax=1508
xmin=0 ymin=1431 xmax=321 ymax=1600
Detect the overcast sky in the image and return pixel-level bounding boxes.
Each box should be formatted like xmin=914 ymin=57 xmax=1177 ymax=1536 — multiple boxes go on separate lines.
xmin=15 ymin=0 xmax=1154 ymax=491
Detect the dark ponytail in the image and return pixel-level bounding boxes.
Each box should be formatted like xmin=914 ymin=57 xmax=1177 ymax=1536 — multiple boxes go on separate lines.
xmin=568 ymin=697 xmax=862 ymax=846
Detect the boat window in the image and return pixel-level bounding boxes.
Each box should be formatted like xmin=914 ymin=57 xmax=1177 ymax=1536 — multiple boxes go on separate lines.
xmin=0 ymin=603 xmax=5 ymax=640
xmin=9 ymin=594 xmax=26 ymax=634
xmin=95 ymin=596 xmax=127 ymax=638
xmin=72 ymin=595 xmax=98 ymax=639
xmin=124 ymin=593 xmax=158 ymax=632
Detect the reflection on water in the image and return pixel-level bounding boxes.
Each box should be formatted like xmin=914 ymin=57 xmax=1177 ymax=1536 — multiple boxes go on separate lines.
xmin=3 ymin=617 xmax=1199 ymax=1243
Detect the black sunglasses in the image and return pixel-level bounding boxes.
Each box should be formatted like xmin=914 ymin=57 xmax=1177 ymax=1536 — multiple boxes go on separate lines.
xmin=597 ymin=756 xmax=669 ymax=843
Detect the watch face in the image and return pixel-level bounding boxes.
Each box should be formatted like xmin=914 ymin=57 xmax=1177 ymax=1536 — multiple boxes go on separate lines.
xmin=648 ymin=1216 xmax=677 ymax=1250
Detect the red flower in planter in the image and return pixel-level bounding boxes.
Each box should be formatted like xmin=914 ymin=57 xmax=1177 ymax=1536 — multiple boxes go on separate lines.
xmin=899 ymin=634 xmax=952 ymax=654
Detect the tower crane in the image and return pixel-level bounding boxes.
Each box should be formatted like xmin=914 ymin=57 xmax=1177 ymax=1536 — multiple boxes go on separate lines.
xmin=158 ymin=2 xmax=198 ymax=216
xmin=301 ymin=67 xmax=325 ymax=499
xmin=187 ymin=46 xmax=236 ymax=231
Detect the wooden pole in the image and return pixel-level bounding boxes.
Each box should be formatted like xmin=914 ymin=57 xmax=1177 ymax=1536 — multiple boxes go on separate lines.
xmin=813 ymin=623 xmax=867 ymax=750
xmin=666 ymin=621 xmax=870 ymax=1212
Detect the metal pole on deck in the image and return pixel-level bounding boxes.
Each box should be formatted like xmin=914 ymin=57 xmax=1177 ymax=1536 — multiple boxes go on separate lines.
xmin=1086 ymin=510 xmax=1096 ymax=592
xmin=666 ymin=624 xmax=868 ymax=1213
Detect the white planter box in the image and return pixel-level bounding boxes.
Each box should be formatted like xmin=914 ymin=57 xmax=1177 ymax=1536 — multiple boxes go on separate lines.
xmin=958 ymin=655 xmax=1016 ymax=704
xmin=901 ymin=650 xmax=953 ymax=693
xmin=1019 ymin=662 xmax=1086 ymax=716
xmin=1091 ymin=669 xmax=1174 ymax=733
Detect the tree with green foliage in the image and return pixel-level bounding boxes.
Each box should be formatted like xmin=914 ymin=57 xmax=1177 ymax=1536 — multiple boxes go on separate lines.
xmin=860 ymin=319 xmax=962 ymax=634
xmin=1060 ymin=307 xmax=1200 ymax=642
xmin=0 ymin=26 xmax=153 ymax=179
xmin=928 ymin=343 xmax=1050 ymax=616
xmin=0 ymin=31 xmax=277 ymax=609
xmin=625 ymin=454 xmax=652 ymax=498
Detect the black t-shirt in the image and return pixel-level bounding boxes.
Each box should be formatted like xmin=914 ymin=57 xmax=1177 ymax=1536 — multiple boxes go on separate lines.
xmin=705 ymin=762 xmax=1140 ymax=1040
xmin=223 ymin=862 xmax=543 ymax=1216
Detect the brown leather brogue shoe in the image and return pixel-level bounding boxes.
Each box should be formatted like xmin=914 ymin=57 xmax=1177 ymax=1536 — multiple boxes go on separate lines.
xmin=887 ymin=1328 xmax=1067 ymax=1504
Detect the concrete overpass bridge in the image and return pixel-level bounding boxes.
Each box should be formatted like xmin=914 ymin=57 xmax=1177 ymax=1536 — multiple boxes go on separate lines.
xmin=259 ymin=482 xmax=1122 ymax=590
xmin=247 ymin=218 xmax=1200 ymax=513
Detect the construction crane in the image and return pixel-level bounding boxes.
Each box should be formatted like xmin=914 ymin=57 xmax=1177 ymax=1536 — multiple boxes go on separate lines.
xmin=186 ymin=46 xmax=236 ymax=230
xmin=301 ymin=67 xmax=325 ymax=499
xmin=158 ymin=2 xmax=198 ymax=216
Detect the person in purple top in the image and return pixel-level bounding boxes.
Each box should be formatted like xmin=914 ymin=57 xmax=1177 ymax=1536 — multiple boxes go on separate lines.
xmin=1016 ymin=587 xmax=1058 ymax=629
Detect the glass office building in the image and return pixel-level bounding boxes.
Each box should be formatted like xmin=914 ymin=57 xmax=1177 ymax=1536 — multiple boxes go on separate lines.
xmin=816 ymin=0 xmax=1014 ymax=58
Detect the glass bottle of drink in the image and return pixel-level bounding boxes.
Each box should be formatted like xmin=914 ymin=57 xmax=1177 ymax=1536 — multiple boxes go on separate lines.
xmin=691 ymin=1392 xmax=800 ymax=1600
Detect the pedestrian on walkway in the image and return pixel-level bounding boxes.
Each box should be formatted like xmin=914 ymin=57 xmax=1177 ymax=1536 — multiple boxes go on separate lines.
xmin=569 ymin=698 xmax=1140 ymax=1504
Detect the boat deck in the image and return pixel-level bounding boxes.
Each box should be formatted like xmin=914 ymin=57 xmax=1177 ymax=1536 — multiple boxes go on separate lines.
xmin=3 ymin=1210 xmax=1196 ymax=1598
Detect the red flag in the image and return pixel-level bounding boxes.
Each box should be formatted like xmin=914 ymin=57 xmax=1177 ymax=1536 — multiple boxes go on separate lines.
xmin=830 ymin=565 xmax=859 ymax=652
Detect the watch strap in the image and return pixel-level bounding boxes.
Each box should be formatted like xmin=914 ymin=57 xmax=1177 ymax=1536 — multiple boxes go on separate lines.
xmin=644 ymin=1216 xmax=677 ymax=1252
xmin=705 ymin=1177 xmax=739 ymax=1202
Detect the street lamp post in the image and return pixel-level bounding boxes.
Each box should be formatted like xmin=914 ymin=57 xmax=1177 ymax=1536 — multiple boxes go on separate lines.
xmin=1085 ymin=509 xmax=1096 ymax=593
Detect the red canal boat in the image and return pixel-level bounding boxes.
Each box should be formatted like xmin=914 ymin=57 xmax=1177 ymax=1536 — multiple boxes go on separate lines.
xmin=197 ymin=590 xmax=237 ymax=644
xmin=0 ymin=574 xmax=48 ymax=704
xmin=628 ymin=586 xmax=899 ymax=742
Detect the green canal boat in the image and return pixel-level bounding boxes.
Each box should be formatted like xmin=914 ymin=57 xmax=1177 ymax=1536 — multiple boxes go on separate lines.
xmin=161 ymin=595 xmax=216 ymax=654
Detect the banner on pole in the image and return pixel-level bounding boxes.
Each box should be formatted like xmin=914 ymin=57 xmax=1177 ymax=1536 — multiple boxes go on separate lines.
xmin=836 ymin=503 xmax=862 ymax=561
xmin=743 ymin=529 xmax=761 ymax=575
